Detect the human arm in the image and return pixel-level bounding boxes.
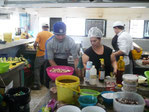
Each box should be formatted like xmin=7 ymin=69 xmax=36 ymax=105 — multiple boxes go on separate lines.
xmin=49 ymin=60 xmax=57 ymax=66
xmin=34 ymin=33 xmax=40 ymax=49
xmin=111 ymin=53 xmax=117 ymax=75
xmin=82 ymin=54 xmax=89 ymax=70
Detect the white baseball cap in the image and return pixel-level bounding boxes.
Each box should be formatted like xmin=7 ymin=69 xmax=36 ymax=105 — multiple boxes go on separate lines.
xmin=88 ymin=27 xmax=103 ymax=38
xmin=113 ymin=21 xmax=125 ymax=28
xmin=42 ymin=23 xmax=49 ymax=27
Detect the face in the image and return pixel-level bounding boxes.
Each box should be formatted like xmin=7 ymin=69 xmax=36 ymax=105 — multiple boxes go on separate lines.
xmin=55 ymin=34 xmax=66 ymax=41
xmin=90 ymin=37 xmax=101 ymax=48
xmin=113 ymin=27 xmax=120 ymax=34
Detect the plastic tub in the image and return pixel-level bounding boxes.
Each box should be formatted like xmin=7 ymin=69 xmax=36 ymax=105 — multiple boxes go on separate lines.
xmin=123 ymin=74 xmax=138 ymax=85
xmin=122 ymin=81 xmax=137 ymax=92
xmin=82 ymin=106 xmax=106 ymax=112
xmin=113 ymin=92 xmax=145 ymax=112
xmin=57 ymin=105 xmax=81 ymax=112
xmin=0 ymin=63 xmax=10 ymax=74
xmin=144 ymin=71 xmax=149 ymax=85
xmin=80 ymin=89 xmax=100 ymax=97
xmin=78 ymin=95 xmax=97 ymax=108
xmin=46 ymin=66 xmax=74 ymax=80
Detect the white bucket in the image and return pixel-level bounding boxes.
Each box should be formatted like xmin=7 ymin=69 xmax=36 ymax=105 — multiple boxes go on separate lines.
xmin=57 ymin=105 xmax=81 ymax=112
xmin=82 ymin=106 xmax=106 ymax=112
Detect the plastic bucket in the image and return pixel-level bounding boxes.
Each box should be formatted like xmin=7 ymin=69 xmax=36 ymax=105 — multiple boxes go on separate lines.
xmin=144 ymin=71 xmax=149 ymax=85
xmin=131 ymin=49 xmax=142 ymax=60
xmin=55 ymin=75 xmax=80 ymax=104
xmin=57 ymin=105 xmax=81 ymax=112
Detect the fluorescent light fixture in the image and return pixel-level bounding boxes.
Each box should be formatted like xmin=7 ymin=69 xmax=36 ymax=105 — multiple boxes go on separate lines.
xmin=130 ymin=7 xmax=146 ymax=8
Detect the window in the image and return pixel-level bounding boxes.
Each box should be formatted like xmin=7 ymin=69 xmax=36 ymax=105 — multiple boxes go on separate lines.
xmin=65 ymin=18 xmax=85 ymax=36
xmin=130 ymin=20 xmax=144 ymax=38
xmin=144 ymin=20 xmax=149 ymax=38
xmin=85 ymin=19 xmax=106 ymax=37
xmin=50 ymin=18 xmax=62 ymax=32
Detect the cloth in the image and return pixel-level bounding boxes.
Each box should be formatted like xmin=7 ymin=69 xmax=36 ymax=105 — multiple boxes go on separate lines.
xmin=34 ymin=56 xmax=46 ymax=86
xmin=35 ymin=31 xmax=53 ymax=57
xmin=84 ymin=45 xmax=113 ymax=76
xmin=45 ymin=35 xmax=78 ymax=60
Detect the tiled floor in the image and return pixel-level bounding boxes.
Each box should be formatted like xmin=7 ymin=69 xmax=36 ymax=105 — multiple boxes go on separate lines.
xmin=30 ymin=86 xmax=50 ymax=112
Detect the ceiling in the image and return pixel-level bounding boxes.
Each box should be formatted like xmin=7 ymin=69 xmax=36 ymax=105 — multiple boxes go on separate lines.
xmin=0 ymin=0 xmax=149 ymax=8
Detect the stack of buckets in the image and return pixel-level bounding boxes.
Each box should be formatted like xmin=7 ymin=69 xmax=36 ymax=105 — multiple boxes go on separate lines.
xmin=55 ymin=75 xmax=80 ymax=104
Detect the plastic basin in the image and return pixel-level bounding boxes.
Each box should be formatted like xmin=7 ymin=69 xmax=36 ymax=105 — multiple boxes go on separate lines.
xmin=78 ymin=95 xmax=97 ymax=108
xmin=82 ymin=106 xmax=106 ymax=112
xmin=101 ymin=91 xmax=114 ymax=105
xmin=80 ymin=89 xmax=100 ymax=97
xmin=144 ymin=71 xmax=149 ymax=85
xmin=0 ymin=63 xmax=10 ymax=74
xmin=46 ymin=66 xmax=74 ymax=80
xmin=57 ymin=105 xmax=81 ymax=112
xmin=113 ymin=92 xmax=145 ymax=112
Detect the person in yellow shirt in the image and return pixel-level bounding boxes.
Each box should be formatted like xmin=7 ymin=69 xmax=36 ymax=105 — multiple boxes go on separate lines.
xmin=32 ymin=23 xmax=53 ymax=90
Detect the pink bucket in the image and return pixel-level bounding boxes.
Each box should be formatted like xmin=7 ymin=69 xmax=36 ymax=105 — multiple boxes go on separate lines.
xmin=46 ymin=66 xmax=74 ymax=80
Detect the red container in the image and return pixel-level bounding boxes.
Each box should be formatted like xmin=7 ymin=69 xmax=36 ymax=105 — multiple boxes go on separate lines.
xmin=46 ymin=66 xmax=74 ymax=81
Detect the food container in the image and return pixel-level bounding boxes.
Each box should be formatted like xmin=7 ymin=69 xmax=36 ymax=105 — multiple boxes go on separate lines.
xmin=80 ymin=89 xmax=100 ymax=97
xmin=101 ymin=91 xmax=114 ymax=105
xmin=123 ymin=74 xmax=138 ymax=85
xmin=138 ymin=76 xmax=147 ymax=84
xmin=113 ymin=92 xmax=145 ymax=112
xmin=57 ymin=105 xmax=81 ymax=112
xmin=0 ymin=63 xmax=10 ymax=74
xmin=78 ymin=95 xmax=97 ymax=108
xmin=46 ymin=66 xmax=74 ymax=80
xmin=122 ymin=81 xmax=137 ymax=92
xmin=82 ymin=106 xmax=106 ymax=112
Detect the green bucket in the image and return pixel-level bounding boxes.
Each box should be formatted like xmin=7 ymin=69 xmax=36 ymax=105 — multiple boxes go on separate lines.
xmin=80 ymin=89 xmax=100 ymax=97
xmin=144 ymin=71 xmax=149 ymax=86
xmin=0 ymin=63 xmax=10 ymax=74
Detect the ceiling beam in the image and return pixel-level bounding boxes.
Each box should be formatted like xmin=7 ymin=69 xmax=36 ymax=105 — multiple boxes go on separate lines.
xmin=3 ymin=2 xmax=149 ymax=8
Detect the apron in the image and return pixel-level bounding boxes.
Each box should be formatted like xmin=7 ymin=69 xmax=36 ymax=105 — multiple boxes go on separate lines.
xmin=111 ymin=34 xmax=133 ymax=61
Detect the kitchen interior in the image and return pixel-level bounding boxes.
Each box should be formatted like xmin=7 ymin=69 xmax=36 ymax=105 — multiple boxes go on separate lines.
xmin=0 ymin=0 xmax=149 ymax=112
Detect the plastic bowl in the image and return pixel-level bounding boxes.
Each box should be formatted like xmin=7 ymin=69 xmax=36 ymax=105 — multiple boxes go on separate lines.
xmin=57 ymin=105 xmax=81 ymax=112
xmin=144 ymin=71 xmax=149 ymax=85
xmin=78 ymin=95 xmax=98 ymax=108
xmin=101 ymin=91 xmax=114 ymax=105
xmin=113 ymin=92 xmax=145 ymax=112
xmin=0 ymin=63 xmax=10 ymax=74
xmin=82 ymin=106 xmax=106 ymax=112
xmin=46 ymin=66 xmax=74 ymax=80
xmin=80 ymin=89 xmax=100 ymax=97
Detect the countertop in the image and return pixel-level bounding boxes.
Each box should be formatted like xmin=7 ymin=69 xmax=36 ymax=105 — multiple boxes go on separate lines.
xmin=0 ymin=38 xmax=35 ymax=50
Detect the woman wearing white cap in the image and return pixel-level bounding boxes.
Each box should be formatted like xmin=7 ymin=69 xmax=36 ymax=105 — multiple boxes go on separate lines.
xmin=112 ymin=21 xmax=134 ymax=74
xmin=82 ymin=27 xmax=117 ymax=76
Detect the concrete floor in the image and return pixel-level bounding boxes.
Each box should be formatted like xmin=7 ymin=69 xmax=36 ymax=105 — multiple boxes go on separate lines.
xmin=30 ymin=86 xmax=50 ymax=112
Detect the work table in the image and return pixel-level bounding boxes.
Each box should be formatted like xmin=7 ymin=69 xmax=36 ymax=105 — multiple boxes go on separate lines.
xmin=0 ymin=38 xmax=34 ymax=50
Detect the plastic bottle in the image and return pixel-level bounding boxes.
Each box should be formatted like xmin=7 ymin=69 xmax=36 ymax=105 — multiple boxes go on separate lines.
xmin=99 ymin=58 xmax=105 ymax=82
xmin=89 ymin=65 xmax=97 ymax=85
xmin=85 ymin=61 xmax=93 ymax=82
xmin=116 ymin=56 xmax=125 ymax=84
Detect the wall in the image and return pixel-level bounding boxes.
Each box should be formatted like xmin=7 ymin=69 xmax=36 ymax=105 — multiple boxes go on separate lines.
xmin=29 ymin=8 xmax=149 ymax=38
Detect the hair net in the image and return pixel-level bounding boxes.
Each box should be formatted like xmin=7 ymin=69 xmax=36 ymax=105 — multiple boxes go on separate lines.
xmin=88 ymin=27 xmax=103 ymax=38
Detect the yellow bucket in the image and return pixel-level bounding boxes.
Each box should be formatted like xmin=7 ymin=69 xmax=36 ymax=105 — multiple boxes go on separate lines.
xmin=55 ymin=75 xmax=80 ymax=104
xmin=131 ymin=49 xmax=142 ymax=60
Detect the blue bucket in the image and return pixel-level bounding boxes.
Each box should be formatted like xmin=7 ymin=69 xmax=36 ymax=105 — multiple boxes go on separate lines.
xmin=78 ymin=95 xmax=97 ymax=108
